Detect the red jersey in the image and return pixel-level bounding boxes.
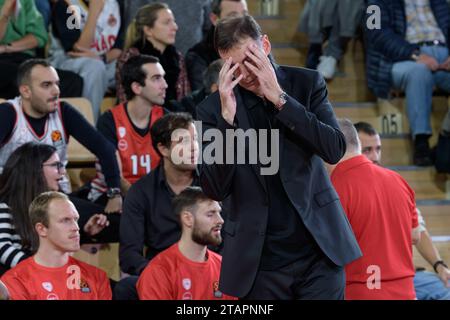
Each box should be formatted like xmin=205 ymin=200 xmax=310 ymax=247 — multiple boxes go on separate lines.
xmin=112 ymin=103 xmax=164 ymax=184
xmin=0 ymin=256 xmax=111 ymax=300
xmin=331 ymin=155 xmax=418 ymax=300
xmin=137 ymin=243 xmax=237 ymax=300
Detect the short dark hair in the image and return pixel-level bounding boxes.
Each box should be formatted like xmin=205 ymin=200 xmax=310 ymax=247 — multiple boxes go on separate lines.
xmin=17 ymin=59 xmax=53 ymax=87
xmin=121 ymin=54 xmax=160 ymax=101
xmin=354 ymin=121 xmax=378 ymax=136
xmin=214 ymin=14 xmax=262 ymax=52
xmin=172 ymin=186 xmax=211 ymax=223
xmin=151 ymin=112 xmax=194 ymax=157
xmin=203 ymin=59 xmax=223 ymax=93
xmin=211 ymin=0 xmax=244 ymax=16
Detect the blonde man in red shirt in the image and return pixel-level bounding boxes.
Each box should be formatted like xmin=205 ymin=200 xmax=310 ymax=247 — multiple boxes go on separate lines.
xmin=0 ymin=192 xmax=111 ymax=300
xmin=137 ymin=186 xmax=235 ymax=300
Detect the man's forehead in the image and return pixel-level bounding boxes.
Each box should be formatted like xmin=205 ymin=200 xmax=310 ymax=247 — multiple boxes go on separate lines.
xmin=359 ymin=132 xmax=381 ymax=145
xmin=48 ymin=199 xmax=79 ymax=218
xmin=30 ymin=65 xmax=59 ymax=82
xmin=143 ymin=62 xmax=165 ymax=76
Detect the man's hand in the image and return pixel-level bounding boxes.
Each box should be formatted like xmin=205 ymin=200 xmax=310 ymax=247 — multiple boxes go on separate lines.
xmin=105 ymin=196 xmax=123 ymax=214
xmin=416 ymin=54 xmax=439 ymax=71
xmin=219 ymin=57 xmax=243 ymax=125
xmin=243 ymin=43 xmax=283 ymax=105
xmin=0 ymin=0 xmax=16 ymax=19
xmin=438 ymin=56 xmax=450 ymax=71
xmin=436 ymin=264 xmax=450 ymax=287
xmin=83 ymin=214 xmax=109 ymax=236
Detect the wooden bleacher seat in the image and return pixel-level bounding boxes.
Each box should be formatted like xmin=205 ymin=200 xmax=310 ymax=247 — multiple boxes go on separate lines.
xmin=62 ymin=97 xmax=96 ymax=166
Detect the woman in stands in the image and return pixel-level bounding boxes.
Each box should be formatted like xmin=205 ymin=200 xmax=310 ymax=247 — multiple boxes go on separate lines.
xmin=0 ymin=142 xmax=109 ymax=276
xmin=116 ymin=2 xmax=190 ymax=106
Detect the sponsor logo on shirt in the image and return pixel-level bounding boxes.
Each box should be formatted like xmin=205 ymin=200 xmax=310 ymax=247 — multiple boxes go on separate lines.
xmin=118 ymin=126 xmax=126 ymax=138
xmin=80 ymin=278 xmax=91 ymax=294
xmin=47 ymin=293 xmax=59 ymax=300
xmin=118 ymin=139 xmax=128 ymax=151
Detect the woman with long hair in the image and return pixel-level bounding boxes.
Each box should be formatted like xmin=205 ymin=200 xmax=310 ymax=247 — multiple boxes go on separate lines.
xmin=116 ymin=2 xmax=190 ymax=105
xmin=0 ymin=142 xmax=108 ymax=275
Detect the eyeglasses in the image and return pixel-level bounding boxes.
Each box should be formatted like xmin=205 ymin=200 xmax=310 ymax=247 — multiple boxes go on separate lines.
xmin=42 ymin=161 xmax=65 ymax=172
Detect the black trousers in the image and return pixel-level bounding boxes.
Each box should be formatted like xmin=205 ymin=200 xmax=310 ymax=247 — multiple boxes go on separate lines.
xmin=243 ymin=251 xmax=345 ymax=300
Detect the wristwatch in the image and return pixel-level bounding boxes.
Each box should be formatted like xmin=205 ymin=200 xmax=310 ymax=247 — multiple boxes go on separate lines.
xmin=106 ymin=187 xmax=121 ymax=199
xmin=274 ymin=91 xmax=287 ymax=111
xmin=433 ymin=260 xmax=448 ymax=273
xmin=411 ymin=50 xmax=420 ymax=61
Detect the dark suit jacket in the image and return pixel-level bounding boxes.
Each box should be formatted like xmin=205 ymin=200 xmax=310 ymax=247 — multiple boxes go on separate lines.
xmin=197 ymin=64 xmax=362 ymax=298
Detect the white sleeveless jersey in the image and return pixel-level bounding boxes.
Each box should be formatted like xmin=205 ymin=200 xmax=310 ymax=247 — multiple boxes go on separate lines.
xmin=0 ymin=97 xmax=71 ymax=193
xmin=70 ymin=0 xmax=121 ymax=54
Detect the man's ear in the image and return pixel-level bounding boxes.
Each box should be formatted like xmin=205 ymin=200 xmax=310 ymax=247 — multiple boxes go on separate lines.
xmin=19 ymin=84 xmax=31 ymax=99
xmin=35 ymin=223 xmax=48 ymax=238
xmin=181 ymin=210 xmax=194 ymax=228
xmin=157 ymin=142 xmax=170 ymax=158
xmin=131 ymin=81 xmax=142 ymax=96
xmin=262 ymin=34 xmax=271 ymax=56
xmin=210 ymin=12 xmax=219 ymax=26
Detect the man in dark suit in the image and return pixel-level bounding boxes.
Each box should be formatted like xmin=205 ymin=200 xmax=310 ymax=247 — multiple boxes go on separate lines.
xmin=196 ymin=15 xmax=362 ymax=300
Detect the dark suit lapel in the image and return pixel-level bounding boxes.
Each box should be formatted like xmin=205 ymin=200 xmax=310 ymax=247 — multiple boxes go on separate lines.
xmin=234 ymin=88 xmax=268 ymax=194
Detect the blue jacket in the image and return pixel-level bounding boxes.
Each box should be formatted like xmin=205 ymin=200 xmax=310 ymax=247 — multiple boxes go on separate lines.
xmin=365 ymin=0 xmax=450 ymax=98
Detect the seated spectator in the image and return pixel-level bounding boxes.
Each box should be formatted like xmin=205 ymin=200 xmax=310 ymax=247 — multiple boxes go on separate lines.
xmin=185 ymin=0 xmax=247 ymax=91
xmin=0 ymin=59 xmax=122 ymax=245
xmin=354 ymin=121 xmax=450 ymax=300
xmin=49 ymin=0 xmax=125 ymax=121
xmin=0 ymin=191 xmax=112 ymax=300
xmin=298 ymin=0 xmax=365 ymax=79
xmin=122 ymin=0 xmax=212 ymax=55
xmin=115 ymin=112 xmax=199 ymax=300
xmin=88 ymin=54 xmax=167 ymax=204
xmin=0 ymin=142 xmax=110 ymax=276
xmin=169 ymin=59 xmax=223 ymax=118
xmin=137 ymin=186 xmax=235 ymax=300
xmin=117 ymin=3 xmax=190 ymax=106
xmin=0 ymin=0 xmax=82 ymax=99
xmin=365 ymin=0 xmax=450 ymax=166
xmin=328 ymin=119 xmax=420 ymax=300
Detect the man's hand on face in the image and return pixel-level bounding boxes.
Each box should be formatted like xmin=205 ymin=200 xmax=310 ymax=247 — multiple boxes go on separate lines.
xmin=243 ymin=43 xmax=283 ymax=105
xmin=218 ymin=57 xmax=243 ymax=125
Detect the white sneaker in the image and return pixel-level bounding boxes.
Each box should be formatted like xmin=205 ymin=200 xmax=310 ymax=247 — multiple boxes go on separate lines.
xmin=317 ymin=56 xmax=337 ymax=80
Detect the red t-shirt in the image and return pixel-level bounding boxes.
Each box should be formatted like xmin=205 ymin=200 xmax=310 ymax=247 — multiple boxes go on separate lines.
xmin=331 ymin=155 xmax=418 ymax=300
xmin=0 ymin=256 xmax=111 ymax=300
xmin=111 ymin=103 xmax=163 ymax=184
xmin=137 ymin=243 xmax=237 ymax=300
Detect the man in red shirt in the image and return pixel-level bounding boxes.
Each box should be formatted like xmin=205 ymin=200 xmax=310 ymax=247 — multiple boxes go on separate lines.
xmin=89 ymin=54 xmax=167 ymax=203
xmin=0 ymin=191 xmax=111 ymax=300
xmin=137 ymin=186 xmax=235 ymax=300
xmin=328 ymin=119 xmax=420 ymax=300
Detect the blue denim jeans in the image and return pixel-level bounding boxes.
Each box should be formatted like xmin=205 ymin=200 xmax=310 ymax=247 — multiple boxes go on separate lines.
xmin=414 ymin=271 xmax=450 ymax=300
xmin=391 ymin=45 xmax=450 ymax=137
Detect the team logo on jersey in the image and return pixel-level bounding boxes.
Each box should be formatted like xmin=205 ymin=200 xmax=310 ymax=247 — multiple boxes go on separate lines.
xmin=118 ymin=139 xmax=128 ymax=151
xmin=182 ymin=278 xmax=191 ymax=290
xmin=51 ymin=130 xmax=62 ymax=142
xmin=108 ymin=14 xmax=117 ymax=27
xmin=213 ymin=281 xmax=223 ymax=298
xmin=79 ymin=278 xmax=91 ymax=293
xmin=118 ymin=126 xmax=126 ymax=138
xmin=42 ymin=282 xmax=53 ymax=292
